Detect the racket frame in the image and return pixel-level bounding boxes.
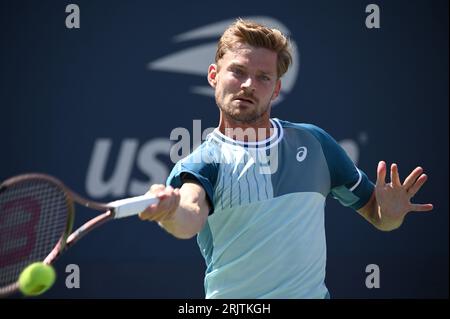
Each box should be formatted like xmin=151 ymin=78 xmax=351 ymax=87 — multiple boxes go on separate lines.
xmin=0 ymin=173 xmax=154 ymax=297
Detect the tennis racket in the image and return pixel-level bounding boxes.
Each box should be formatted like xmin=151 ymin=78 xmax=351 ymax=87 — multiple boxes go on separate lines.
xmin=0 ymin=173 xmax=159 ymax=297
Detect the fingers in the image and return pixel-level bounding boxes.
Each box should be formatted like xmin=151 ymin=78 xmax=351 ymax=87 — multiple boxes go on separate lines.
xmin=146 ymin=184 xmax=174 ymax=201
xmin=155 ymin=185 xmax=174 ymax=200
xmin=390 ymin=163 xmax=401 ymax=187
xmin=409 ymin=203 xmax=434 ymax=212
xmin=407 ymin=173 xmax=428 ymax=197
xmin=376 ymin=161 xmax=386 ymax=187
xmin=139 ymin=185 xmax=180 ymax=221
xmin=403 ymin=166 xmax=423 ymax=190
xmin=146 ymin=184 xmax=166 ymax=195
xmin=378 ymin=162 xmax=425 ymax=191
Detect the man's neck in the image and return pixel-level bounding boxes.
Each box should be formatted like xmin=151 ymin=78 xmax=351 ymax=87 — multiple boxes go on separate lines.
xmin=218 ymin=114 xmax=274 ymax=143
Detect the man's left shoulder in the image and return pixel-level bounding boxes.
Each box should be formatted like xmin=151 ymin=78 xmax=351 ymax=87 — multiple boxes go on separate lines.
xmin=275 ymin=118 xmax=329 ymax=137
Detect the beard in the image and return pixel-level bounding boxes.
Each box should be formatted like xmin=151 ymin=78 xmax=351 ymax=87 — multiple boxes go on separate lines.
xmin=217 ymin=93 xmax=271 ymax=124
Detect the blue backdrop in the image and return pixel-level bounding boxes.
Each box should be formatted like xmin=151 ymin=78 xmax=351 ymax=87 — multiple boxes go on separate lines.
xmin=0 ymin=0 xmax=448 ymax=298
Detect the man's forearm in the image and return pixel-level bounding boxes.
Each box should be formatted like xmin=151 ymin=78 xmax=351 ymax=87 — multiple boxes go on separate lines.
xmin=158 ymin=202 xmax=203 ymax=239
xmin=158 ymin=184 xmax=209 ymax=239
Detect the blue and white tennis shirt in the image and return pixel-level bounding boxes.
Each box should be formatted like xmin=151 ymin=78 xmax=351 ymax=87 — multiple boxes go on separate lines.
xmin=167 ymin=118 xmax=374 ymax=299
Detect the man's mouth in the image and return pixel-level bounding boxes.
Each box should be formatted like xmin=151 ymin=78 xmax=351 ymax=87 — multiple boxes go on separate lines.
xmin=234 ymin=96 xmax=255 ymax=104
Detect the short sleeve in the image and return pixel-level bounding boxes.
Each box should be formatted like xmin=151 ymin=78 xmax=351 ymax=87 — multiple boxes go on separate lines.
xmin=166 ymin=143 xmax=219 ymax=214
xmin=304 ymin=124 xmax=374 ymax=210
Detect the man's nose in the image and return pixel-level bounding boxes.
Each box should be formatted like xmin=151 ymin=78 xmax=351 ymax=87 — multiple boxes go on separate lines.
xmin=241 ymin=77 xmax=255 ymax=91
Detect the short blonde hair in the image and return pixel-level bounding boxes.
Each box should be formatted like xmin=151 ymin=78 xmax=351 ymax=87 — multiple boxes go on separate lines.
xmin=215 ymin=18 xmax=293 ymax=78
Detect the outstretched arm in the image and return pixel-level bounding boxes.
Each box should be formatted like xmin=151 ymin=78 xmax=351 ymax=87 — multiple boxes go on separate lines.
xmin=138 ymin=182 xmax=210 ymax=239
xmin=357 ymin=161 xmax=433 ymax=231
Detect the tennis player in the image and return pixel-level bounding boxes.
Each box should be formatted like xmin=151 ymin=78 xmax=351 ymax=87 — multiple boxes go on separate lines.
xmin=139 ymin=19 xmax=433 ymax=299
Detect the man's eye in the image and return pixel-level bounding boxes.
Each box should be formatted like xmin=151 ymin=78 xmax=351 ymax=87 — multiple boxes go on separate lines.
xmin=259 ymin=75 xmax=271 ymax=81
xmin=232 ymin=68 xmax=243 ymax=75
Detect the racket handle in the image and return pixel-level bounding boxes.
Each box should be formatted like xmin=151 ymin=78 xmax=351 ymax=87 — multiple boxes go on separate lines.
xmin=109 ymin=194 xmax=159 ymax=219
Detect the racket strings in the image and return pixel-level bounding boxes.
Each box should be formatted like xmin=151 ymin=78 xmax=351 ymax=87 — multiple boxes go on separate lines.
xmin=0 ymin=179 xmax=70 ymax=289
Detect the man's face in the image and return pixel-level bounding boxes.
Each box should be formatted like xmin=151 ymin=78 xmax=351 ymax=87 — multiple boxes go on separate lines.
xmin=208 ymin=43 xmax=281 ymax=124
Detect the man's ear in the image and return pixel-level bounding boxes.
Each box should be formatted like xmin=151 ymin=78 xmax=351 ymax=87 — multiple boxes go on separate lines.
xmin=271 ymin=79 xmax=282 ymax=101
xmin=207 ymin=64 xmax=218 ymax=88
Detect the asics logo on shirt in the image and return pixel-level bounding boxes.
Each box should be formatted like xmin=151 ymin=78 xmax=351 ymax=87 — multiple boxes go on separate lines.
xmin=296 ymin=147 xmax=308 ymax=162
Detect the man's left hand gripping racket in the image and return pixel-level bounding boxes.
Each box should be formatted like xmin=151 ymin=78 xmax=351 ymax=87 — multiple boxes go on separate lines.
xmin=0 ymin=173 xmax=159 ymax=297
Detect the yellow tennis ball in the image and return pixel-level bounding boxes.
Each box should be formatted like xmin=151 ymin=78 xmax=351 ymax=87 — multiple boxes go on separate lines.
xmin=18 ymin=262 xmax=56 ymax=296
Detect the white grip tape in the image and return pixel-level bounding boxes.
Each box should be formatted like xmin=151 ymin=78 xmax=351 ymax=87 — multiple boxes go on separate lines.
xmin=109 ymin=194 xmax=159 ymax=219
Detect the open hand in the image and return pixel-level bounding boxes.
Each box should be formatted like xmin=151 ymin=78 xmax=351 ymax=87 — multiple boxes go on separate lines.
xmin=375 ymin=161 xmax=433 ymax=223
